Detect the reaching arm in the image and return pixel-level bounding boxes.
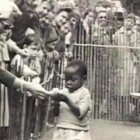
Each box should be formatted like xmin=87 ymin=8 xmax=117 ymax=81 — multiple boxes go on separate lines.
xmin=0 ymin=66 xmax=16 ymax=87
xmin=0 ymin=66 xmax=49 ymax=97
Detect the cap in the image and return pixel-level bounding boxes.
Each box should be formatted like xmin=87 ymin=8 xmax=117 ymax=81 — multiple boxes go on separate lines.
xmin=54 ymin=1 xmax=73 ymax=13
xmin=96 ymin=6 xmax=107 ymax=14
xmin=125 ymin=14 xmax=136 ymax=21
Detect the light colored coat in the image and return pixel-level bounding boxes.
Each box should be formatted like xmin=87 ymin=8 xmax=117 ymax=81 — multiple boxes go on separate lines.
xmin=112 ymin=27 xmax=140 ymax=96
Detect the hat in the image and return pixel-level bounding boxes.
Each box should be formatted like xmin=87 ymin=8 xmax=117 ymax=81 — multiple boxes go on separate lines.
xmin=54 ymin=1 xmax=73 ymax=13
xmin=25 ymin=28 xmax=35 ymax=36
xmin=96 ymin=6 xmax=107 ymax=14
xmin=125 ymin=14 xmax=136 ymax=21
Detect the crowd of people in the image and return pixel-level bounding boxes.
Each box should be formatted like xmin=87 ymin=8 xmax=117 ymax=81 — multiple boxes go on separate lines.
xmin=0 ymin=0 xmax=140 ymax=139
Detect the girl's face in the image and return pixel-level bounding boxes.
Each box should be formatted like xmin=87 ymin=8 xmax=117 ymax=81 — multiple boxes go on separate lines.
xmin=65 ymin=66 xmax=84 ymax=92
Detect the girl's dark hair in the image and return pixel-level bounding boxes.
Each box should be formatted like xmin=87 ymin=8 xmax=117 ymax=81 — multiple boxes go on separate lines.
xmin=66 ymin=60 xmax=87 ymax=77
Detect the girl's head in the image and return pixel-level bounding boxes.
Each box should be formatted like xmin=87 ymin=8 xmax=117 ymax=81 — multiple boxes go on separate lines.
xmin=64 ymin=60 xmax=87 ymax=92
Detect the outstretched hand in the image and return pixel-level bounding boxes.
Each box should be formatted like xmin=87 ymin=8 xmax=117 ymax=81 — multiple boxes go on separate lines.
xmin=27 ymin=83 xmax=50 ymax=98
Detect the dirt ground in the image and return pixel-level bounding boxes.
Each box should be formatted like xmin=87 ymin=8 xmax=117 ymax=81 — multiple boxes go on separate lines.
xmin=40 ymin=119 xmax=140 ymax=140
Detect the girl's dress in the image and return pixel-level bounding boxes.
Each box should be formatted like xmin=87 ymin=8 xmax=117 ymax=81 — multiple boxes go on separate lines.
xmin=52 ymin=86 xmax=91 ymax=140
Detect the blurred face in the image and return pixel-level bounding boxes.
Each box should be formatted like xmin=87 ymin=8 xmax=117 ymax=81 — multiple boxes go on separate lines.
xmin=35 ymin=2 xmax=49 ymax=18
xmin=29 ymin=44 xmax=39 ymax=58
xmin=44 ymin=41 xmax=57 ymax=54
xmin=0 ymin=21 xmax=12 ymax=41
xmin=55 ymin=11 xmax=68 ymax=27
xmin=116 ymin=19 xmax=123 ymax=29
xmin=97 ymin=12 xmax=107 ymax=26
xmin=124 ymin=18 xmax=135 ymax=30
xmin=40 ymin=11 xmax=55 ymax=26
xmin=65 ymin=66 xmax=84 ymax=92
xmin=86 ymin=11 xmax=94 ymax=25
xmin=70 ymin=17 xmax=77 ymax=27
xmin=60 ymin=22 xmax=71 ymax=36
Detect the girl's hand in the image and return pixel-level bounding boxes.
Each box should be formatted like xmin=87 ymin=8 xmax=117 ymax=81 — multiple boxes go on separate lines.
xmin=51 ymin=88 xmax=69 ymax=102
xmin=53 ymin=93 xmax=68 ymax=102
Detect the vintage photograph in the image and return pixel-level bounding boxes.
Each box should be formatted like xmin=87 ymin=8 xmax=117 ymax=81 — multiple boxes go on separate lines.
xmin=0 ymin=0 xmax=140 ymax=140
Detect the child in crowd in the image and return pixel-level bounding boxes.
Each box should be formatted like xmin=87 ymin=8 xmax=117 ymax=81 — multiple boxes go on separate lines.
xmin=51 ymin=60 xmax=91 ymax=140
xmin=24 ymin=28 xmax=42 ymax=78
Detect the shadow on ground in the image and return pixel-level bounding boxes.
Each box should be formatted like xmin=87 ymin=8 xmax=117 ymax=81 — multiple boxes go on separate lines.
xmin=40 ymin=119 xmax=140 ymax=140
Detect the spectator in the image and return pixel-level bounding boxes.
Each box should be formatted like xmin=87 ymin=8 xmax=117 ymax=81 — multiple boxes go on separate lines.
xmin=24 ymin=28 xmax=42 ymax=76
xmin=112 ymin=14 xmax=138 ymax=120
xmin=36 ymin=0 xmax=53 ymax=26
xmin=65 ymin=12 xmax=80 ymax=44
xmin=65 ymin=12 xmax=80 ymax=61
xmin=77 ymin=9 xmax=95 ymax=44
xmin=11 ymin=0 xmax=42 ymax=48
xmin=92 ymin=10 xmax=111 ymax=45
xmin=0 ymin=13 xmax=47 ymax=140
xmin=92 ymin=10 xmax=112 ymax=117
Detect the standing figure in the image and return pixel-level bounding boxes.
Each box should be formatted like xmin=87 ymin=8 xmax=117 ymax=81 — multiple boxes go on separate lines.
xmin=51 ymin=60 xmax=91 ymax=140
xmin=112 ymin=14 xmax=138 ymax=120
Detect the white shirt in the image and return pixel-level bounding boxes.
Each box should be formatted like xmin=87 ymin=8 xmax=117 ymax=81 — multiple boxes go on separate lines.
xmin=57 ymin=87 xmax=91 ymax=131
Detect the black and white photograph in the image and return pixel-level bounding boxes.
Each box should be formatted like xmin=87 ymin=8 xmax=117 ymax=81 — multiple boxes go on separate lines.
xmin=0 ymin=0 xmax=140 ymax=140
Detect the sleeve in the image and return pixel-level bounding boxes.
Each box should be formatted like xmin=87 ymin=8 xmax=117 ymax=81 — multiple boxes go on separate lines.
xmin=11 ymin=1 xmax=22 ymax=16
xmin=0 ymin=66 xmax=15 ymax=87
xmin=78 ymin=90 xmax=91 ymax=119
xmin=7 ymin=39 xmax=20 ymax=53
xmin=35 ymin=57 xmax=41 ymax=75
xmin=65 ymin=32 xmax=72 ymax=45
